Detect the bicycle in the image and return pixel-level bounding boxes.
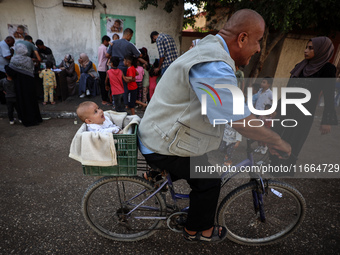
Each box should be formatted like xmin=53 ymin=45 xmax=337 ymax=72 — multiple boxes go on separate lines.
xmin=81 ymin=130 xmax=306 ymax=246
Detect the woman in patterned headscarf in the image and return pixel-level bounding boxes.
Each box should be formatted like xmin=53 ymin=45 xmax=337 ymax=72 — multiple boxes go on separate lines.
xmin=271 ymin=36 xmax=337 ymax=168
xmin=59 ymin=54 xmax=78 ymax=96
xmin=7 ymin=43 xmax=42 ymax=126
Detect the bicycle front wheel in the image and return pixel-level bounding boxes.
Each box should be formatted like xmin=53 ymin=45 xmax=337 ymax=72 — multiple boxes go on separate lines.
xmin=82 ymin=176 xmax=167 ymax=241
xmin=217 ymin=180 xmax=306 ymax=246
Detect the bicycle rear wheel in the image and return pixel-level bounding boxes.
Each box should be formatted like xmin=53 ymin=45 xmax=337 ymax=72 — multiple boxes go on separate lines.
xmin=217 ymin=180 xmax=306 ymax=246
xmin=82 ymin=176 xmax=167 ymax=241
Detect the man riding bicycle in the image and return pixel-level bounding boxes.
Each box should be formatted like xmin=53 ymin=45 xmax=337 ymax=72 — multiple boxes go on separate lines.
xmin=138 ymin=9 xmax=291 ymax=243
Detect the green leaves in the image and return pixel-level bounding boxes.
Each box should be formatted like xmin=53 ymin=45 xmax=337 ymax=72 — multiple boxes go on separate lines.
xmin=139 ymin=0 xmax=340 ymax=34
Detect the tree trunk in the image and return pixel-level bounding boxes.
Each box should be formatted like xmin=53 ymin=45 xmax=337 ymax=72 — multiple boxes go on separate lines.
xmin=246 ymin=28 xmax=287 ymax=86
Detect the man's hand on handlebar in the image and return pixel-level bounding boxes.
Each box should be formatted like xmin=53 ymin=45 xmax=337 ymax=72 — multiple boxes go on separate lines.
xmin=268 ymin=139 xmax=291 ymax=159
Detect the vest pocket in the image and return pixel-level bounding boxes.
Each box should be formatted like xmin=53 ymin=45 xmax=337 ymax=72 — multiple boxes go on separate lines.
xmin=151 ymin=122 xmax=167 ymax=140
xmin=168 ymin=124 xmax=210 ymax=157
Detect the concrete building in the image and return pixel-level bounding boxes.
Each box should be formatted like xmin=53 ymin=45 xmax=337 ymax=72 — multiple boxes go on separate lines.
xmin=0 ymin=0 xmax=184 ymax=66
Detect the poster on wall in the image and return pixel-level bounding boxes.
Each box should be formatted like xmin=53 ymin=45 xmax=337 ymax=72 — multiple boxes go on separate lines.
xmin=7 ymin=24 xmax=29 ymax=40
xmin=100 ymin=14 xmax=136 ymax=44
xmin=106 ymin=18 xmax=124 ymax=40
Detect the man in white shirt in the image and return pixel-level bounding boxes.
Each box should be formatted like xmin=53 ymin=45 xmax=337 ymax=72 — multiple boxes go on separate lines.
xmin=98 ymin=35 xmax=111 ymax=105
xmin=255 ymin=76 xmax=273 ymax=110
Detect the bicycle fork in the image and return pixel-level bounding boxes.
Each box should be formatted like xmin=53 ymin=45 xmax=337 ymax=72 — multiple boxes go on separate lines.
xmin=251 ymin=178 xmax=267 ymax=223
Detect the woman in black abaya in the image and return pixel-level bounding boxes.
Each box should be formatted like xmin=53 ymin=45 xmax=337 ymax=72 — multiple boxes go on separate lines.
xmin=8 ymin=43 xmax=42 ymax=127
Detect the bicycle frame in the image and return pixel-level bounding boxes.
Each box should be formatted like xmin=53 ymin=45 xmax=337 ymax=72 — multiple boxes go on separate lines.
xmin=124 ymin=139 xmax=267 ymax=223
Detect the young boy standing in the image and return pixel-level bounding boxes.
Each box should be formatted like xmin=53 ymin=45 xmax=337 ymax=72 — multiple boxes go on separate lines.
xmin=39 ymin=61 xmax=56 ymax=105
xmin=255 ymin=77 xmax=273 ymax=110
xmin=123 ymin=55 xmax=138 ymax=115
xmin=255 ymin=77 xmax=273 ymax=154
xmin=0 ymin=66 xmax=19 ymax=124
xmin=105 ymin=57 xmax=125 ymax=112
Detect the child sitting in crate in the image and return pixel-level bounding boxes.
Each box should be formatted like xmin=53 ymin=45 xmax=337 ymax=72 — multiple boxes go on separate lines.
xmin=76 ymin=101 xmax=123 ymax=134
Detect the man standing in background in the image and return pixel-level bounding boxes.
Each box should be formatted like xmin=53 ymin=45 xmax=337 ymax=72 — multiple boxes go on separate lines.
xmin=36 ymin=39 xmax=56 ymax=68
xmin=0 ymin=36 xmax=15 ymax=104
xmin=0 ymin=36 xmax=14 ymax=79
xmin=98 ymin=35 xmax=111 ymax=105
xmin=150 ymin=31 xmax=178 ymax=75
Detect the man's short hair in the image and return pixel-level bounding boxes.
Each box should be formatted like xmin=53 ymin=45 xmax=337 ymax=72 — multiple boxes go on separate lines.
xmin=5 ymin=36 xmax=14 ymax=42
xmin=45 ymin=61 xmax=53 ymax=69
xmin=263 ymin=76 xmax=273 ymax=85
xmin=124 ymin=55 xmax=137 ymax=67
xmin=150 ymin=31 xmax=159 ymax=44
xmin=35 ymin=39 xmax=44 ymax=46
xmin=123 ymin=28 xmax=133 ymax=36
xmin=124 ymin=55 xmax=134 ymax=62
xmin=102 ymin=35 xmax=110 ymax=43
xmin=24 ymin=35 xmax=33 ymax=41
xmin=110 ymin=56 xmax=120 ymax=67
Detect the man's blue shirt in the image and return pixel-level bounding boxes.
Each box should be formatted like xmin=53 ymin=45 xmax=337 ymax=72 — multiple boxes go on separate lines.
xmin=189 ymin=34 xmax=251 ymax=124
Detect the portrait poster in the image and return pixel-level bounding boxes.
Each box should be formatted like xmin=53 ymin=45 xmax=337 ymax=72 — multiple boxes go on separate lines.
xmin=7 ymin=24 xmax=29 ymax=40
xmin=100 ymin=14 xmax=136 ymax=44
xmin=106 ymin=18 xmax=124 ymax=40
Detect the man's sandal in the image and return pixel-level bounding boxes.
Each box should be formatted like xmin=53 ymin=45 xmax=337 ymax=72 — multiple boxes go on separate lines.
xmin=183 ymin=225 xmax=227 ymax=243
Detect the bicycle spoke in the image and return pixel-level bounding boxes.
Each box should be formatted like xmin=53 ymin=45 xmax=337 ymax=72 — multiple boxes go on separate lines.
xmin=217 ymin=180 xmax=306 ymax=245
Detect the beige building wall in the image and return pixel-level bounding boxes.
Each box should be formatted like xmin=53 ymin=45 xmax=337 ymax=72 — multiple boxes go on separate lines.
xmin=273 ymin=34 xmax=311 ymax=90
xmin=0 ymin=0 xmax=39 ymax=41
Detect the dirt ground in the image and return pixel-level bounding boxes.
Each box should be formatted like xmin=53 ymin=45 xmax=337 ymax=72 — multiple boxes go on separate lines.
xmin=0 ymin=105 xmax=339 ymax=255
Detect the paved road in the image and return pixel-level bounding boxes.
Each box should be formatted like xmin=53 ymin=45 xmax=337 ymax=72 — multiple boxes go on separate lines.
xmin=0 ymin=106 xmax=339 ymax=254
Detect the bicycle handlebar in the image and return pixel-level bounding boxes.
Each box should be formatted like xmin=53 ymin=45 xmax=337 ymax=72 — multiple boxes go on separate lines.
xmin=276 ymin=150 xmax=289 ymax=160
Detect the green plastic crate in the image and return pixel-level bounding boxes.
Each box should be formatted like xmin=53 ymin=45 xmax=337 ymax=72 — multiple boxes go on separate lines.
xmin=82 ymin=126 xmax=138 ymax=176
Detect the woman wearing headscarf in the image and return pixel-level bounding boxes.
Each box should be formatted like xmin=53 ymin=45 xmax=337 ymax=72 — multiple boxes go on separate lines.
xmin=58 ymin=54 xmax=78 ymax=96
xmin=271 ymin=36 xmax=337 ymax=168
xmin=78 ymin=53 xmax=98 ymax=98
xmin=59 ymin=54 xmax=78 ymax=96
xmin=7 ymin=43 xmax=42 ymax=127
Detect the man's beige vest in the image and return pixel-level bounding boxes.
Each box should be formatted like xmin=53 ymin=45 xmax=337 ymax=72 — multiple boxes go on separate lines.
xmin=139 ymin=35 xmax=236 ymax=156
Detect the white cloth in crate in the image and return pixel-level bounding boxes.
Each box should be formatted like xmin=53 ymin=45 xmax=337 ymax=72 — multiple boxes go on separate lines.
xmin=69 ymin=111 xmax=141 ymax=166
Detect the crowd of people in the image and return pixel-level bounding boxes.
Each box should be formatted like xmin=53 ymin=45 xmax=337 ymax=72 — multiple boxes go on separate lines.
xmin=0 ymin=27 xmax=179 ymax=126
xmin=0 ymin=8 xmax=338 ymax=244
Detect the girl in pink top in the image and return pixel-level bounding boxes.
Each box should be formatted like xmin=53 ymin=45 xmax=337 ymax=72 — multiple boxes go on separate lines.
xmin=135 ymin=63 xmax=144 ymax=102
xmin=149 ymin=60 xmax=160 ymax=100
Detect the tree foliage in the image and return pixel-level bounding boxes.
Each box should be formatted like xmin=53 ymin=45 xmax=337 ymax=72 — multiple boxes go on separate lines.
xmin=139 ymin=0 xmax=340 ymax=34
xmin=139 ymin=0 xmax=340 ymax=78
